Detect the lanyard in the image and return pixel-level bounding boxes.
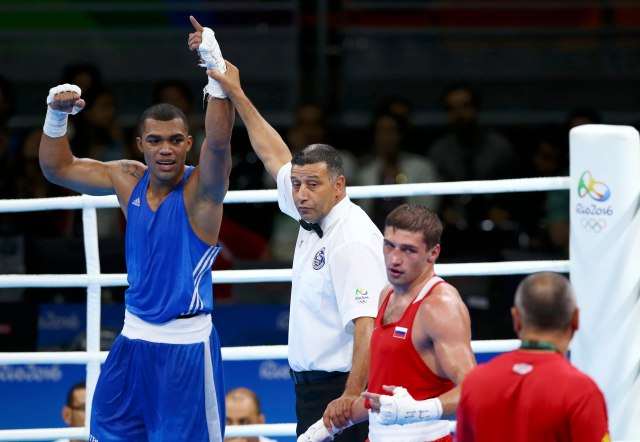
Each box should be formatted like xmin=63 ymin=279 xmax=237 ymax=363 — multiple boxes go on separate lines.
xmin=519 ymin=339 xmax=561 ymax=354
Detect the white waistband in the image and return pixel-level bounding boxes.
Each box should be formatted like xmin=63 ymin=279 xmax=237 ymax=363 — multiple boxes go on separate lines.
xmin=122 ymin=310 xmax=212 ymax=344
xmin=368 ymin=414 xmax=450 ymax=442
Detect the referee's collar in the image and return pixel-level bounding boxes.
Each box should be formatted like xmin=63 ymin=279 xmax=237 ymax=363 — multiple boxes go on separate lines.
xmin=318 ymin=195 xmax=351 ymax=233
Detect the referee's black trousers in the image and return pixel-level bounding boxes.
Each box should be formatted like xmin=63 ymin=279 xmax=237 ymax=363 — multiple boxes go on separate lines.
xmin=293 ymin=371 xmax=368 ymax=442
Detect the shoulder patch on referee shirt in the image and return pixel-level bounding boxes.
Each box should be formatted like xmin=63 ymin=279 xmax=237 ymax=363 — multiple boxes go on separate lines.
xmin=355 ymin=287 xmax=369 ymax=304
xmin=312 ymin=247 xmax=326 ymax=270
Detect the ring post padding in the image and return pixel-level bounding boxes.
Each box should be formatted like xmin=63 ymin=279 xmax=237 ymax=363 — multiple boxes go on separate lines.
xmin=82 ymin=203 xmax=102 ymax=429
xmin=570 ymin=124 xmax=640 ymax=441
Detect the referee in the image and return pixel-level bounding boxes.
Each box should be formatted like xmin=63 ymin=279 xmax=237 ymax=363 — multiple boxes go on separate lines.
xmin=208 ymin=60 xmax=387 ymax=441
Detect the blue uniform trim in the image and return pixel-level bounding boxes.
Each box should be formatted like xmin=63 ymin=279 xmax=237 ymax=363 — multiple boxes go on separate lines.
xmin=186 ymin=246 xmax=221 ymax=315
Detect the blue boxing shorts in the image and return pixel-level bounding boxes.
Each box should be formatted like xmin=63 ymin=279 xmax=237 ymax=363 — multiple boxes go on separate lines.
xmin=90 ymin=310 xmax=225 ymax=442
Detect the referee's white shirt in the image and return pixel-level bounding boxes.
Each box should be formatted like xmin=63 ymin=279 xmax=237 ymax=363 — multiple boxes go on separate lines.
xmin=277 ymin=163 xmax=387 ymax=372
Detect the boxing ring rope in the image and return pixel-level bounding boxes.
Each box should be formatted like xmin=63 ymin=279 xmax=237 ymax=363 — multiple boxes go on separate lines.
xmin=0 ymin=177 xmax=569 ymax=441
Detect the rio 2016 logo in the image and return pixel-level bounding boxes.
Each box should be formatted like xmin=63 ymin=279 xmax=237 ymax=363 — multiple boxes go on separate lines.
xmin=355 ymin=287 xmax=369 ymax=304
xmin=581 ymin=218 xmax=607 ymax=233
xmin=578 ymin=171 xmax=611 ymax=202
xmin=576 ymin=170 xmax=613 ymax=233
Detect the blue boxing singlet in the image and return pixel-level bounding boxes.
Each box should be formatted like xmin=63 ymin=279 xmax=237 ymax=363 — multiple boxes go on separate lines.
xmin=124 ymin=166 xmax=221 ymax=323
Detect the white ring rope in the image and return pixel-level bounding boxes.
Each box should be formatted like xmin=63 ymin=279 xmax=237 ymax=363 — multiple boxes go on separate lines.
xmin=0 ymin=176 xmax=570 ymax=441
xmin=0 ymin=340 xmax=522 ymax=366
xmin=0 ymin=260 xmax=570 ymax=288
xmin=0 ymin=176 xmax=570 ymax=212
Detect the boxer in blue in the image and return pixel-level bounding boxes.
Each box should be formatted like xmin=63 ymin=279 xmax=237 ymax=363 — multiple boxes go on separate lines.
xmin=39 ymin=16 xmax=233 ymax=441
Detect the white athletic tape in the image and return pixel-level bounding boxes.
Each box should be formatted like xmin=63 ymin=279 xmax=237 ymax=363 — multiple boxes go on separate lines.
xmin=43 ymin=84 xmax=83 ymax=137
xmin=46 ymin=83 xmax=83 ymax=114
xmin=198 ymin=27 xmax=227 ymax=74
xmin=297 ymin=417 xmax=353 ymax=442
xmin=198 ymin=27 xmax=228 ymax=99
xmin=377 ymin=387 xmax=442 ymax=425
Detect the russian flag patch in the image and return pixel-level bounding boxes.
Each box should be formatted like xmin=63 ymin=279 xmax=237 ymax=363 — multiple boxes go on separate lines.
xmin=393 ymin=326 xmax=408 ymax=339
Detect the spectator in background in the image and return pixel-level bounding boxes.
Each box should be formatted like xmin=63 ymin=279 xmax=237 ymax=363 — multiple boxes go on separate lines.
xmin=429 ymin=82 xmax=515 ymax=183
xmin=54 ymin=381 xmax=86 ymax=442
xmin=0 ymin=75 xmax=18 ymax=201
xmin=59 ymin=63 xmax=105 ymax=142
xmin=374 ymin=96 xmax=417 ymax=148
xmin=565 ymin=106 xmax=602 ymax=129
xmin=60 ymin=63 xmax=104 ymax=98
xmin=358 ymin=111 xmax=440 ymax=229
xmin=225 ymin=387 xmax=278 ymax=442
xmin=213 ymin=217 xmax=274 ymax=303
xmin=0 ymin=74 xmax=17 ymax=128
xmin=286 ymin=102 xmax=356 ymax=181
xmin=70 ymin=86 xmax=128 ymax=239
xmin=13 ymin=127 xmax=75 ymax=237
xmin=456 ymin=272 xmax=610 ymax=441
xmin=71 ymin=86 xmax=127 ymax=162
xmin=374 ymin=96 xmax=413 ymax=125
xmin=428 ymin=82 xmax=516 ymax=238
xmin=286 ymin=103 xmax=325 ymax=152
xmin=541 ymin=107 xmax=602 ymax=258
xmin=0 ymin=121 xmax=14 ymax=201
xmin=16 ymin=127 xmax=57 ymax=201
xmin=152 ymin=79 xmax=204 ymax=164
xmin=509 ymin=124 xmax=569 ymax=258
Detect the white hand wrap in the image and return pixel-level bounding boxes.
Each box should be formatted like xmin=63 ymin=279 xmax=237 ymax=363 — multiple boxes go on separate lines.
xmin=297 ymin=418 xmax=353 ymax=442
xmin=203 ymin=76 xmax=227 ymax=100
xmin=43 ymin=84 xmax=83 ymax=138
xmin=377 ymin=387 xmax=442 ymax=425
xmin=198 ymin=27 xmax=227 ymax=99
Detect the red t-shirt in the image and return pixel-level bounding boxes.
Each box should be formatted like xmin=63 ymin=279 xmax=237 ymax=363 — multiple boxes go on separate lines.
xmin=457 ymin=350 xmax=610 ymax=442
xmin=368 ymin=276 xmax=455 ymax=399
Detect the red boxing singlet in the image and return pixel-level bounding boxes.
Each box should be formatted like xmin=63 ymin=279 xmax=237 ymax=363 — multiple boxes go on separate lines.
xmin=368 ymin=276 xmax=455 ymax=400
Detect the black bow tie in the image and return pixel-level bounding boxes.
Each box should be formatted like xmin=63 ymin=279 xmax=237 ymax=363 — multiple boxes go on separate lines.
xmin=299 ymin=219 xmax=323 ymax=238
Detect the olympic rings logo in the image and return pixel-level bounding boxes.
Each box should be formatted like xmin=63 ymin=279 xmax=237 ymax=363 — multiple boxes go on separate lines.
xmin=578 ymin=171 xmax=611 ymax=202
xmin=581 ymin=218 xmax=607 ymax=233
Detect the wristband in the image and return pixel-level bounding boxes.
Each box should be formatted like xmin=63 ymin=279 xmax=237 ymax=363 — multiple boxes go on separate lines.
xmin=198 ymin=28 xmax=227 ymax=74
xmin=364 ymin=398 xmax=371 ymax=410
xmin=43 ymin=107 xmax=69 ymax=138
xmin=203 ymin=75 xmax=227 ymax=100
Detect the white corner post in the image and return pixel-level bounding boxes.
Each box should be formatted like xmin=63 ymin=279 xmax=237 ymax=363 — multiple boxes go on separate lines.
xmin=82 ymin=201 xmax=103 ymax=433
xmin=569 ymin=124 xmax=640 ymax=441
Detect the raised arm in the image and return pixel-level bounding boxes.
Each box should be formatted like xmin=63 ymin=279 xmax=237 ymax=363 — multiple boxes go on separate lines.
xmin=184 ymin=95 xmax=234 ymax=243
xmin=208 ymin=61 xmax=292 ymax=180
xmin=187 ymin=17 xmax=290 ymax=181
xmin=188 ymin=16 xmax=235 ymax=203
xmin=196 ymin=97 xmax=234 ymax=203
xmin=180 ymin=16 xmax=235 ymax=244
xmin=39 ymin=85 xmax=144 ymax=203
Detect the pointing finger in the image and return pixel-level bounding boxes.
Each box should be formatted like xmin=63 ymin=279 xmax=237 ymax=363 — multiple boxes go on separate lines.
xmin=189 ymin=15 xmax=204 ymax=32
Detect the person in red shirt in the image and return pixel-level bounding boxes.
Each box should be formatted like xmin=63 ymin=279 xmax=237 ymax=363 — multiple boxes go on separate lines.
xmin=298 ymin=204 xmax=477 ymax=442
xmin=456 ymin=272 xmax=610 ymax=442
